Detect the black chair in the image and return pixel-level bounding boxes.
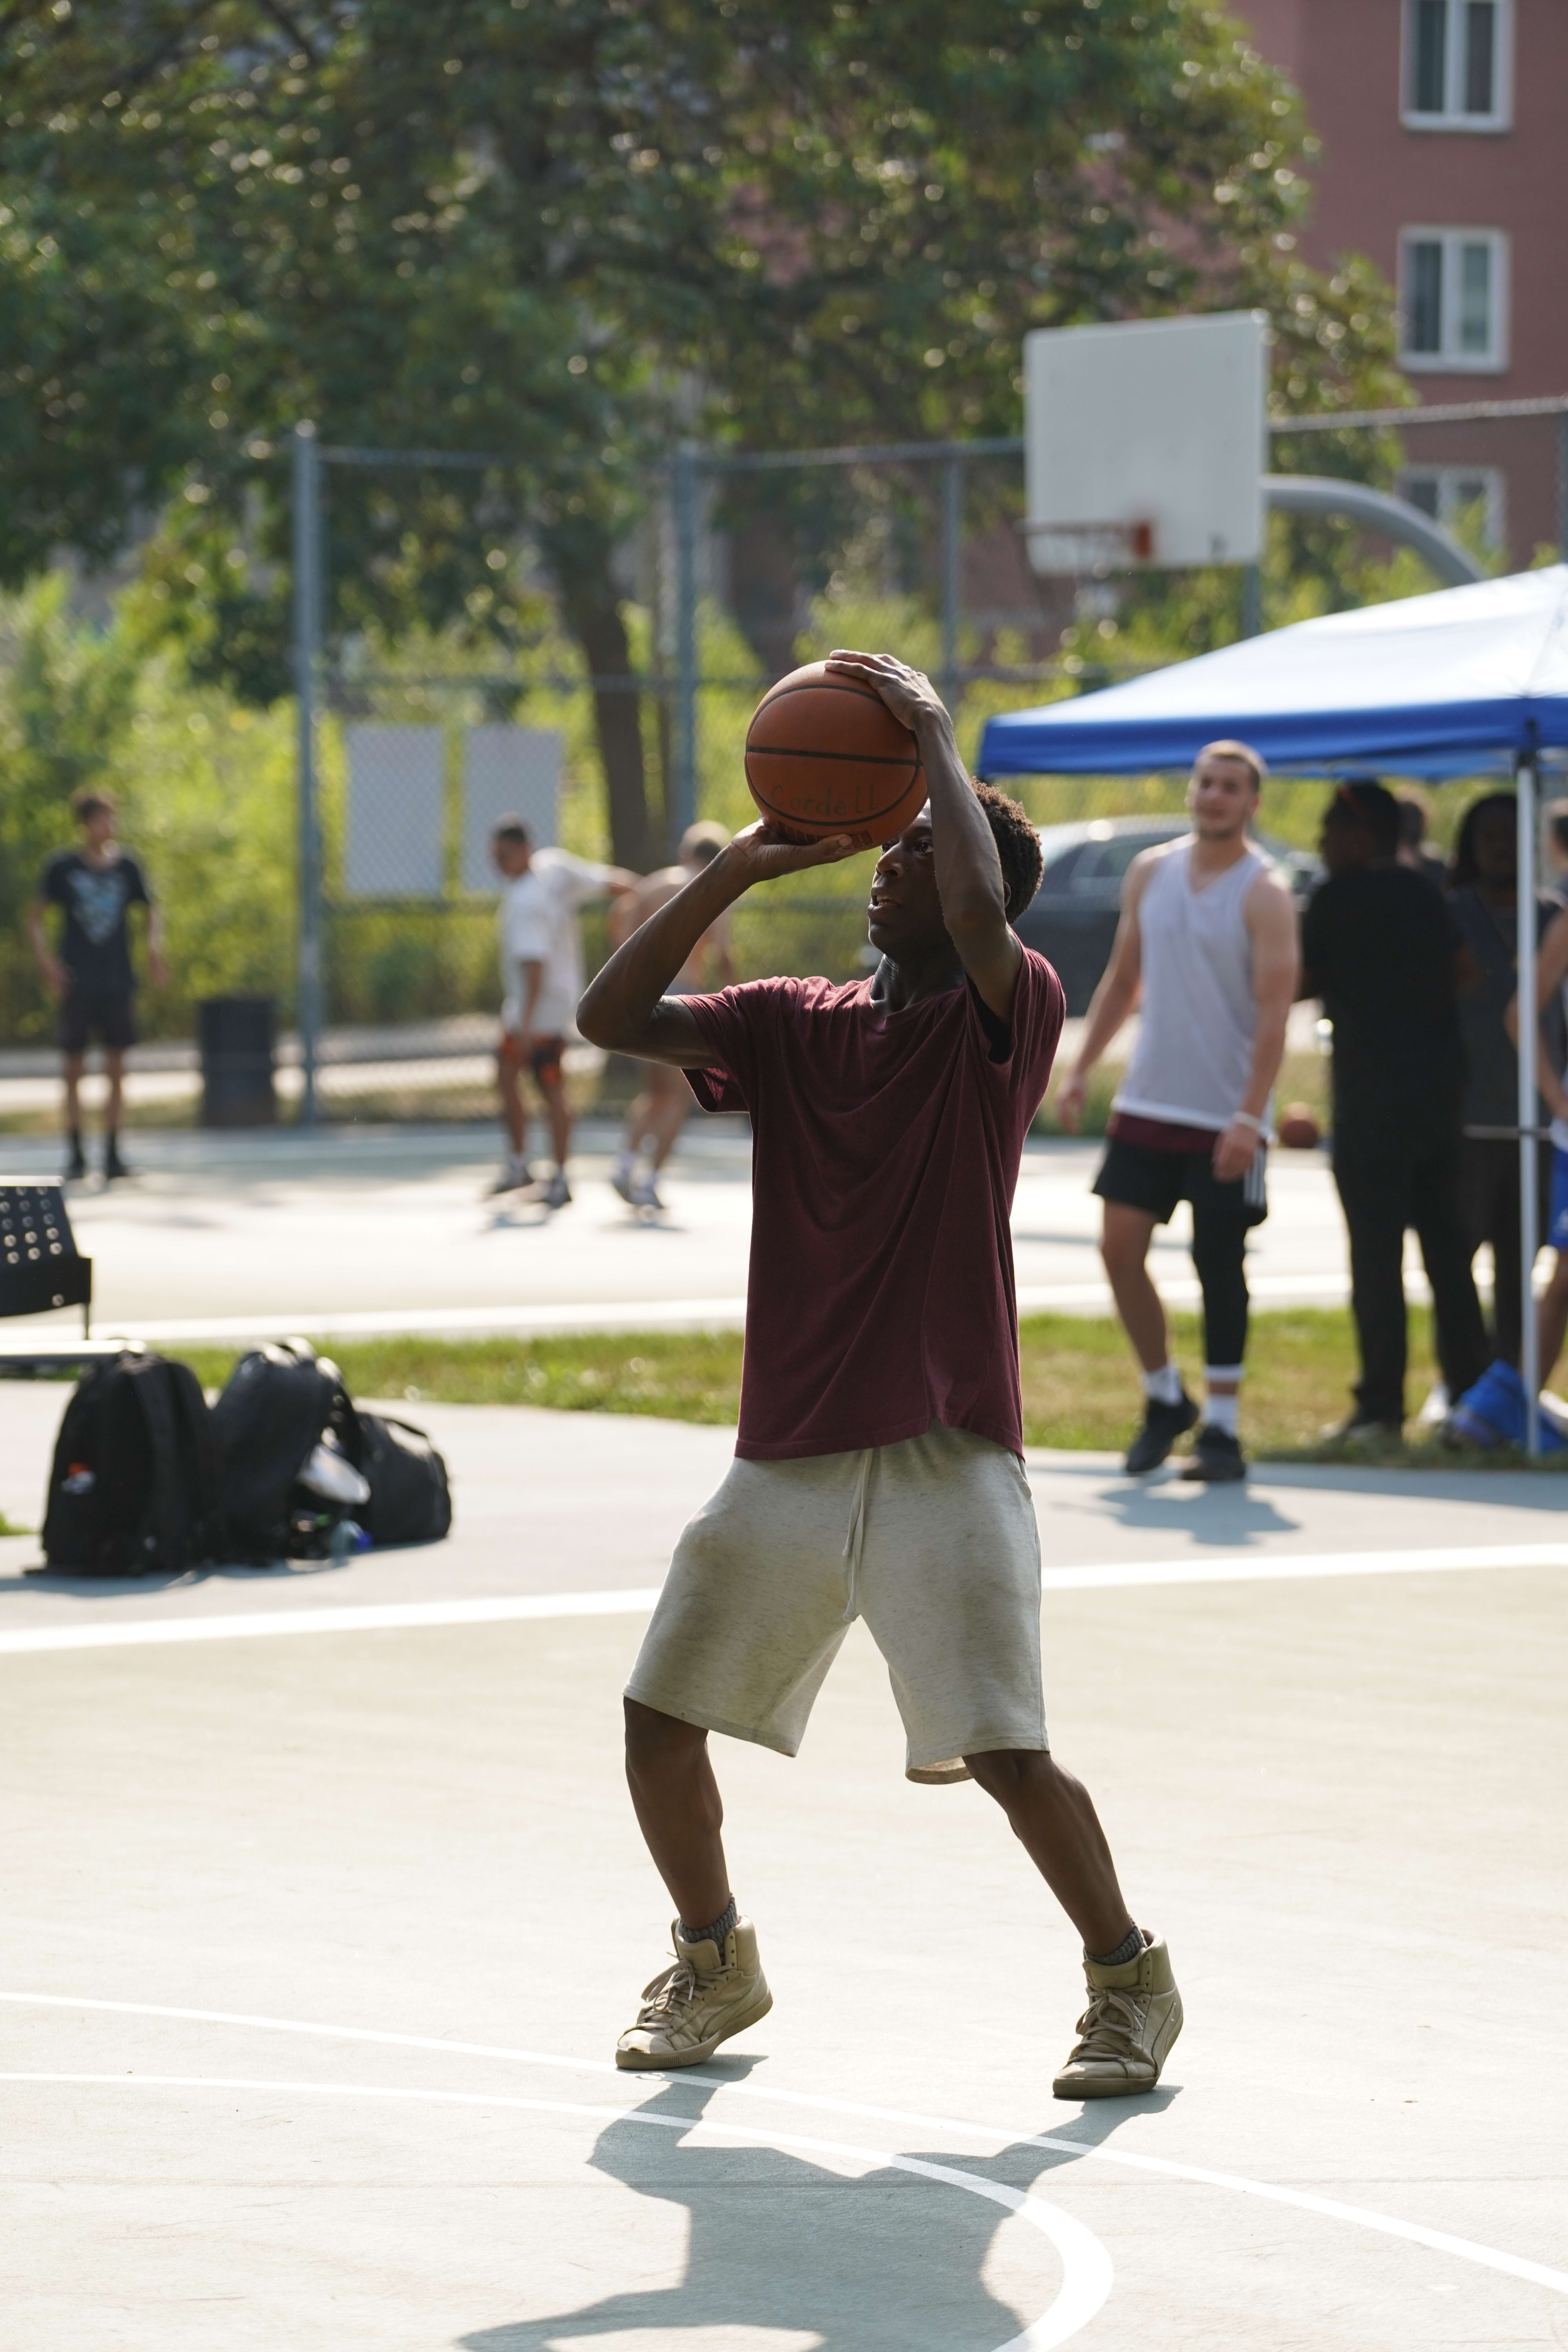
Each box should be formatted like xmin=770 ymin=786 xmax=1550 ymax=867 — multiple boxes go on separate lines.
xmin=0 ymin=1180 xmax=124 ymax=1378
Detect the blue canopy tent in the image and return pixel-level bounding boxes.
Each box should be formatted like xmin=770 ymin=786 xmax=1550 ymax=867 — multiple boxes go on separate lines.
xmin=978 ymin=565 xmax=1568 ymax=1450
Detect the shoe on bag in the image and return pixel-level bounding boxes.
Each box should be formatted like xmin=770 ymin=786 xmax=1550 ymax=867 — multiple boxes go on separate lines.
xmin=1053 ymin=1930 xmax=1183 ymax=2099
xmin=615 ymin=1916 xmax=773 ymax=2071
xmin=1123 ymin=1390 xmax=1199 ymax=1474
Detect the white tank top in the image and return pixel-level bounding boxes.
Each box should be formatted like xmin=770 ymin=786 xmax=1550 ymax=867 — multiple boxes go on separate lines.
xmin=1113 ymin=838 xmax=1270 ymax=1135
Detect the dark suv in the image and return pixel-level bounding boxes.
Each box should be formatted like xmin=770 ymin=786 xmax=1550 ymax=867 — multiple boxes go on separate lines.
xmin=1014 ymin=816 xmax=1319 ymax=1015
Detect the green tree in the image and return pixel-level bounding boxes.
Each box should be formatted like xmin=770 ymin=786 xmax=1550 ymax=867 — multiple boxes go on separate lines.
xmin=0 ymin=0 xmax=1405 ymax=862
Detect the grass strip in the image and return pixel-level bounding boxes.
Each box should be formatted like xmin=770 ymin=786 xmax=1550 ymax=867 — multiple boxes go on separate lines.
xmin=177 ymin=1308 xmax=1559 ymax=1468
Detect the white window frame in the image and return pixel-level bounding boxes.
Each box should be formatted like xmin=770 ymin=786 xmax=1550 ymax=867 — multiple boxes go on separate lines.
xmin=1399 ymin=464 xmax=1506 ymax=549
xmin=1402 ymin=0 xmax=1514 ymax=131
xmin=1398 ymin=227 xmax=1510 ymax=372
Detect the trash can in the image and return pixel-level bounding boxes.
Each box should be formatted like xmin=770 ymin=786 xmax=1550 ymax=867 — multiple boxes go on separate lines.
xmin=198 ymin=996 xmax=277 ymax=1128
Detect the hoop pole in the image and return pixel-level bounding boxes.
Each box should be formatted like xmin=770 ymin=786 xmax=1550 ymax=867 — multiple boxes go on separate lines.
xmin=292 ymin=423 xmax=323 ymax=1130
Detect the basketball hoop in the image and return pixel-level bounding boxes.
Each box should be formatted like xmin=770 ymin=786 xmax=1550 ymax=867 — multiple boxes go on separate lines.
xmin=1016 ymin=517 xmax=1156 ymax=573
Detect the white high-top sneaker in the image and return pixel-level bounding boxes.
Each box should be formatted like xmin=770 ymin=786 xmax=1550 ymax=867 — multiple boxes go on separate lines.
xmin=1053 ymin=1931 xmax=1183 ymax=2098
xmin=615 ymin=1916 xmax=773 ymax=2070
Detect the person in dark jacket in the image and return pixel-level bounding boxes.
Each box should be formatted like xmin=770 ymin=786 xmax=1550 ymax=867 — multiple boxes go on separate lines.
xmin=1301 ymin=779 xmax=1489 ymax=1444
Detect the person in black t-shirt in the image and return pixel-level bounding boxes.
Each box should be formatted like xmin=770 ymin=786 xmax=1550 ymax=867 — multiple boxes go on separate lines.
xmin=27 ymin=788 xmax=167 ymax=1182
xmin=1301 ymin=779 xmax=1488 ymax=1444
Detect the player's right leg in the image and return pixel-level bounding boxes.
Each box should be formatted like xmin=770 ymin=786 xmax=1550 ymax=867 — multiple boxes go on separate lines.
xmin=615 ymin=1454 xmax=856 ymax=2069
xmin=488 ymin=1025 xmax=534 ymax=1194
xmin=1094 ymin=1149 xmax=1199 ymax=1470
xmin=60 ymin=1049 xmax=87 ymax=1181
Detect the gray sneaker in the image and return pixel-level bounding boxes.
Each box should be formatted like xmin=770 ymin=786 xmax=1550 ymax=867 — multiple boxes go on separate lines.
xmin=616 ymin=1916 xmax=773 ymax=2070
xmin=630 ymin=1174 xmax=664 ymax=1211
xmin=1053 ymin=1931 xmax=1183 ymax=2098
xmin=541 ymin=1170 xmax=572 ymax=1210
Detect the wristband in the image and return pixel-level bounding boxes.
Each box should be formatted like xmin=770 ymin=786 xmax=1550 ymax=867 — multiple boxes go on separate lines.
xmin=1231 ymin=1110 xmax=1268 ymax=1136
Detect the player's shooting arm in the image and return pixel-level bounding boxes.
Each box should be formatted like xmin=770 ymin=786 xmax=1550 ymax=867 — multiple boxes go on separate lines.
xmin=1212 ymin=871 xmax=1299 ymax=1179
xmin=577 ymin=822 xmax=857 ymax=1065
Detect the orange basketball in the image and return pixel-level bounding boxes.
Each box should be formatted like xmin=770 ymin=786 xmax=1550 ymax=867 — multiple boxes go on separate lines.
xmin=744 ymin=661 xmax=926 ymax=843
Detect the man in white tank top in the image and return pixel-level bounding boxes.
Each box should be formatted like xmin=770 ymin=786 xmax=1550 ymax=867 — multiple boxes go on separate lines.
xmin=1057 ymin=742 xmax=1299 ymax=1480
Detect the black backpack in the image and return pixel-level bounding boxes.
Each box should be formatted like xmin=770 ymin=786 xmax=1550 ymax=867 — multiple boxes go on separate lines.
xmin=42 ymin=1350 xmax=220 ymax=1575
xmin=355 ymin=1413 xmax=453 ymax=1546
xmin=209 ymin=1338 xmax=356 ymax=1564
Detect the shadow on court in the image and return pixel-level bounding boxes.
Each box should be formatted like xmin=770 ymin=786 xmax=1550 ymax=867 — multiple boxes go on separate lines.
xmin=459 ymin=2069 xmax=1158 ymax=2352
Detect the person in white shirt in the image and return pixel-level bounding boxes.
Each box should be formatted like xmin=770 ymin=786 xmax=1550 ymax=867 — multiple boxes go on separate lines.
xmin=490 ymin=817 xmax=636 ymax=1206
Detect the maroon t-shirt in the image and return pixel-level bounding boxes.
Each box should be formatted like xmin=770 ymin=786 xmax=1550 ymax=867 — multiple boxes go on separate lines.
xmin=683 ymin=947 xmax=1065 ymax=1461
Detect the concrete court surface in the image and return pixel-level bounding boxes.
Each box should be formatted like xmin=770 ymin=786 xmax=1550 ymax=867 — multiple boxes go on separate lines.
xmin=0 ymin=1117 xmax=1390 ymax=1348
xmin=2 ymin=1393 xmax=1567 ymax=2348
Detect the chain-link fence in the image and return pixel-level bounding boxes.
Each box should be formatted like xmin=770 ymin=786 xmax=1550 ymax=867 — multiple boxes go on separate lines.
xmin=7 ymin=399 xmax=1563 ymax=1127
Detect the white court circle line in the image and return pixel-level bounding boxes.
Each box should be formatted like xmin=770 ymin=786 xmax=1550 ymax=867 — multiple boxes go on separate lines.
xmin=0 ymin=2069 xmax=1111 ymax=2352
xmin=2 ymin=1540 xmax=1566 ymax=1657
xmin=4 ymin=1992 xmax=1565 ymax=2301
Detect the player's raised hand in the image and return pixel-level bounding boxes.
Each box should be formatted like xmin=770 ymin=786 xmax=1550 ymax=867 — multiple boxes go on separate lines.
xmin=824 ymin=649 xmax=950 ymax=733
xmin=723 ymin=818 xmax=866 ymax=886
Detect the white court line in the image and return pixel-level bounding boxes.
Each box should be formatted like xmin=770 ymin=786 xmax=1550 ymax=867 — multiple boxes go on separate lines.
xmin=0 ymin=2069 xmax=1111 ymax=2352
xmin=2 ymin=1542 xmax=1564 ymax=1656
xmin=4 ymin=1992 xmax=1564 ymax=2301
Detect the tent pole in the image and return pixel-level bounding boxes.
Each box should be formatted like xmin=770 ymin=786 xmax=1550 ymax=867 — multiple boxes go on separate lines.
xmin=1517 ymin=755 xmax=1541 ymax=1455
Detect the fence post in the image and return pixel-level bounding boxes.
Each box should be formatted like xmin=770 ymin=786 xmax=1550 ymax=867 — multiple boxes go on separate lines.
xmin=1239 ymin=564 xmax=1263 ymax=640
xmin=292 ymin=422 xmax=323 ymax=1129
xmin=940 ymin=452 xmax=963 ymax=707
xmin=671 ymin=442 xmax=699 ymax=842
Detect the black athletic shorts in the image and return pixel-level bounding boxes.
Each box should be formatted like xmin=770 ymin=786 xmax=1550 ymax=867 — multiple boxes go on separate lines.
xmin=1093 ymin=1135 xmax=1268 ymax=1227
xmin=58 ymin=988 xmax=135 ymax=1054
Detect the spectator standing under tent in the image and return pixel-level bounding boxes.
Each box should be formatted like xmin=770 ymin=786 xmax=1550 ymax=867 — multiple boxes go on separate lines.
xmin=1445 ymin=794 xmax=1559 ymax=1376
xmin=1301 ymin=779 xmax=1489 ymax=1445
xmin=27 ymin=788 xmax=168 ymax=1184
xmin=1542 ymin=799 xmax=1568 ymax=902
xmin=1393 ymin=784 xmax=1447 ymax=892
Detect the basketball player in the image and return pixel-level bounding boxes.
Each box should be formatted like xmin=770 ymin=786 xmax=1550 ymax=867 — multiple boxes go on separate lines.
xmin=1056 ymin=743 xmax=1299 ymax=1482
xmin=578 ymin=650 xmax=1183 ymax=2100
xmin=488 ymin=817 xmax=636 ymax=1205
xmin=609 ymin=822 xmax=736 ymax=1211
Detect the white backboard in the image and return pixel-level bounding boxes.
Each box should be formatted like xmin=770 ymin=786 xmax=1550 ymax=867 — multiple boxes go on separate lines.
xmin=461 ymin=726 xmax=562 ymax=892
xmin=345 ymin=726 xmax=445 ymax=898
xmin=1024 ymin=311 xmax=1269 ymax=573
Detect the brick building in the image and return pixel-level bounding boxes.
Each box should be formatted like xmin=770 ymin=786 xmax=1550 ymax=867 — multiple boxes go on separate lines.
xmin=1240 ymin=0 xmax=1566 ymax=568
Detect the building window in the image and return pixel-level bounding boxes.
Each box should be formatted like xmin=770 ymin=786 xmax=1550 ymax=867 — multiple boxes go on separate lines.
xmin=1403 ymin=0 xmax=1513 ymax=129
xmin=1400 ymin=465 xmax=1506 ymax=548
xmin=1399 ymin=229 xmax=1509 ymax=370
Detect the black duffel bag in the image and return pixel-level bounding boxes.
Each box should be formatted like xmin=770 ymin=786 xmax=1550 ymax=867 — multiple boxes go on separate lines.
xmin=354 ymin=1412 xmax=453 ymax=1546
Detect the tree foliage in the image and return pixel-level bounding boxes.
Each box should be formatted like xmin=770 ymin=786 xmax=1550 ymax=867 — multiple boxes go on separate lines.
xmin=0 ymin=0 xmax=1407 ymax=862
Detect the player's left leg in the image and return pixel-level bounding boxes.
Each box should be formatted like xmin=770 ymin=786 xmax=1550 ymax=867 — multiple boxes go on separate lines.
xmin=860 ymin=1424 xmax=1183 ymax=2098
xmin=1181 ymin=1161 xmax=1260 ymax=1483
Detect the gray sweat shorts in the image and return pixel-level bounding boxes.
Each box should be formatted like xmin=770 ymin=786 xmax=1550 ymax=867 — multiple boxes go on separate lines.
xmin=625 ymin=1421 xmax=1047 ymax=1784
